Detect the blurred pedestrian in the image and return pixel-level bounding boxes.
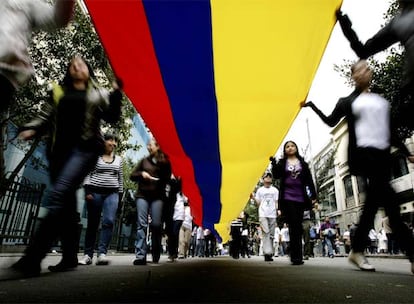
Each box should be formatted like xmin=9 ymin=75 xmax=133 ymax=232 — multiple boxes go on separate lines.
xmin=130 ymin=137 xmax=172 ymax=265
xmin=78 ymin=133 xmax=123 ymax=266
xmin=0 ymin=0 xmax=75 ymax=190
xmin=12 ymin=55 xmax=123 ymax=276
xmin=271 ymin=141 xmax=318 ymax=265
xmin=302 ymin=60 xmax=414 ymax=273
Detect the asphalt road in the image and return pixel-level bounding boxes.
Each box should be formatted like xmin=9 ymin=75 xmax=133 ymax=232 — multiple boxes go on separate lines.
xmin=0 ymin=254 xmax=413 ymax=303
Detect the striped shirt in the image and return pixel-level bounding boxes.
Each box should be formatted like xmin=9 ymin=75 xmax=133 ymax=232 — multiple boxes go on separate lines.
xmin=84 ymin=155 xmax=123 ymax=193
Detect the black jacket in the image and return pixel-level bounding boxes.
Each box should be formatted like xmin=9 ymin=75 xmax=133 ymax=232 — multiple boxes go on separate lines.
xmin=306 ymin=90 xmax=411 ymax=176
xmin=306 ymin=89 xmax=361 ymax=175
xmin=271 ymin=157 xmax=317 ymax=211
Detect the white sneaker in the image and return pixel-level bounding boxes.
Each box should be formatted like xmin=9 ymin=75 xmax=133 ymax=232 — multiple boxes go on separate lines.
xmin=348 ymin=251 xmax=375 ymax=271
xmin=78 ymin=255 xmax=92 ymax=265
xmin=96 ymin=254 xmax=110 ymax=265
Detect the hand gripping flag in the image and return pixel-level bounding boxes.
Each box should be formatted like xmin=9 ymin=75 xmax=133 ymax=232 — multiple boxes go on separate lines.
xmin=84 ymin=0 xmax=342 ymax=242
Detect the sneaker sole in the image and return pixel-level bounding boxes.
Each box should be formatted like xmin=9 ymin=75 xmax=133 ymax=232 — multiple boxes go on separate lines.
xmin=348 ymin=258 xmax=375 ymax=272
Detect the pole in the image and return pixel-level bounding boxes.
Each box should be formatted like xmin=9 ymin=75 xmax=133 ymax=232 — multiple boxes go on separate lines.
xmin=306 ymin=118 xmax=317 ymax=190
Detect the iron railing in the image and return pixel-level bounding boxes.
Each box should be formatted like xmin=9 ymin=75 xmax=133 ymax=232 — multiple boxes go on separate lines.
xmin=0 ymin=176 xmax=45 ymax=245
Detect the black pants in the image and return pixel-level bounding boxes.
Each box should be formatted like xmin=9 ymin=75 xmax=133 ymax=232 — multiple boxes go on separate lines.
xmin=284 ymin=201 xmax=305 ymax=263
xmin=352 ymin=148 xmax=414 ymax=260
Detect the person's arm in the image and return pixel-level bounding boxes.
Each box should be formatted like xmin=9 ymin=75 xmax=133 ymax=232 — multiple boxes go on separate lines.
xmin=130 ymin=159 xmax=144 ymax=182
xmin=336 ymin=10 xmax=398 ymax=59
xmin=301 ymin=99 xmax=346 ymax=127
xmin=102 ymin=80 xmax=123 ymax=124
xmin=18 ymin=90 xmax=56 ymax=138
xmin=252 ymin=191 xmax=261 ymax=206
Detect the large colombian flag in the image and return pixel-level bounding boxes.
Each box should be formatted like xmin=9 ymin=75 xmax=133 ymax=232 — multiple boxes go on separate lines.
xmin=84 ymin=0 xmax=342 ymax=242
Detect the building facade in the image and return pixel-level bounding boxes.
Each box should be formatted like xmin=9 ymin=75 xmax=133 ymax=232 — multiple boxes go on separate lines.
xmin=313 ymin=119 xmax=414 ymax=233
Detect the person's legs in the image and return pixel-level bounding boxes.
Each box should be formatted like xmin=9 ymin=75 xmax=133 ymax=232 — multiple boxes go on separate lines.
xmin=83 ymin=193 xmax=104 ymax=259
xmin=324 ymin=237 xmax=334 ymax=257
xmin=178 ymin=226 xmax=186 ymax=258
xmin=285 ymin=202 xmax=304 ymax=264
xmin=259 ymin=217 xmax=273 ymax=260
xmin=302 ymin=220 xmax=312 ymax=258
xmin=183 ymin=227 xmax=192 ymax=257
xmin=350 ymin=148 xmax=388 ymax=271
xmin=149 ymin=199 xmax=164 ymax=263
xmin=14 ymin=148 xmax=98 ymax=275
xmin=48 ymin=195 xmax=81 ymax=272
xmin=352 ymin=149 xmax=382 ymax=253
xmin=97 ymin=192 xmax=118 ymax=258
xmin=169 ymin=220 xmax=183 ymax=259
xmin=60 ymin=194 xmax=81 ymax=264
xmin=134 ymin=198 xmax=149 ymax=264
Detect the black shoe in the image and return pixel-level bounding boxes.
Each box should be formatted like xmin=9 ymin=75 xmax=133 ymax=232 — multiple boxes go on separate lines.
xmin=133 ymin=259 xmax=147 ymax=265
xmin=11 ymin=258 xmax=41 ymax=278
xmin=48 ymin=260 xmax=78 ymax=272
xmin=264 ymin=255 xmax=274 ymax=262
xmin=291 ymin=260 xmax=304 ymax=265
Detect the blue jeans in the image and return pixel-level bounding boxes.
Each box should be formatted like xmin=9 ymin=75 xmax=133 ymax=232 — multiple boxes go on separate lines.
xmin=24 ymin=147 xmax=99 ymax=264
xmin=135 ymin=198 xmax=163 ymax=262
xmin=323 ymin=237 xmax=334 ymax=256
xmin=84 ymin=192 xmax=119 ymax=257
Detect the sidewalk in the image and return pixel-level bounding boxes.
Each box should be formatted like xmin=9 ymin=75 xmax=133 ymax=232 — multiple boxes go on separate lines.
xmin=1 ymin=254 xmax=413 ymax=303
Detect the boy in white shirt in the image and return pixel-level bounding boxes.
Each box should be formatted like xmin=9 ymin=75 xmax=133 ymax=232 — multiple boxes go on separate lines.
xmin=252 ymin=172 xmax=279 ymax=261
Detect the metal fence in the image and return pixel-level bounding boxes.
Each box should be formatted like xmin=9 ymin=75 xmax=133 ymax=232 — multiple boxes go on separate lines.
xmin=0 ymin=176 xmax=45 ymax=245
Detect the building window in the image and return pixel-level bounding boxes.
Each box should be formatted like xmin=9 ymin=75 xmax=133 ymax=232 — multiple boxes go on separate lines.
xmin=344 ymin=175 xmax=355 ymax=208
xmin=356 ymin=176 xmax=366 ymax=204
xmin=391 ymin=153 xmax=409 ymax=179
xmin=319 ymin=183 xmax=337 ymax=215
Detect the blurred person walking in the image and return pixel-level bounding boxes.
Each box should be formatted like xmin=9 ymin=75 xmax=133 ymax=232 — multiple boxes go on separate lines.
xmin=0 ymin=0 xmax=74 ymax=191
xmin=302 ymin=60 xmax=414 ymax=273
xmin=12 ymin=55 xmax=123 ymax=276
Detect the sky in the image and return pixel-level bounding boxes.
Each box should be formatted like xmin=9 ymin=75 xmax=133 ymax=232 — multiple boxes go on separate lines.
xmin=279 ymin=0 xmax=393 ymax=160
